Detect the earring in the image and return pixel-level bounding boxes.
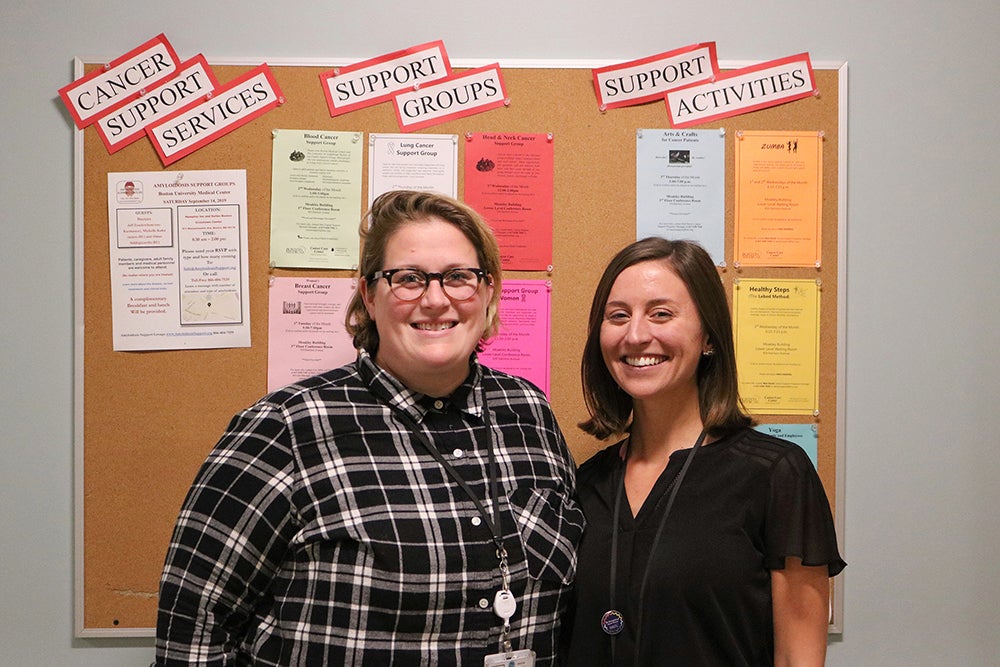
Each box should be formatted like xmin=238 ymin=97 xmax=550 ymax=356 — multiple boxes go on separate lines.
xmin=702 ymin=348 xmax=715 ymax=357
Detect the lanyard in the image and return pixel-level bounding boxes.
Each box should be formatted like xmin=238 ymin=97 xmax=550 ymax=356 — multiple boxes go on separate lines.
xmin=606 ymin=430 xmax=706 ymax=667
xmin=392 ymin=394 xmax=504 ymax=553
xmin=392 ymin=394 xmax=523 ymax=657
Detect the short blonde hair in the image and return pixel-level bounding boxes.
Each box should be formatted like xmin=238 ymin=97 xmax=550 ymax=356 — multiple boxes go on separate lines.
xmin=345 ymin=190 xmax=503 ymax=355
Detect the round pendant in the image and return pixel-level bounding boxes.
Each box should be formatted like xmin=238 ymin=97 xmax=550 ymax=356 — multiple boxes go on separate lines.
xmin=601 ymin=609 xmax=624 ymax=635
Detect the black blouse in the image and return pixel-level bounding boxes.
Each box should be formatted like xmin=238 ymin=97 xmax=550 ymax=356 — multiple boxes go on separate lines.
xmin=563 ymin=427 xmax=845 ymax=666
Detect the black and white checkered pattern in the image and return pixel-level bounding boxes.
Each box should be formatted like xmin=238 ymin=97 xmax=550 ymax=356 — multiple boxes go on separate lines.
xmin=155 ymin=350 xmax=583 ymax=666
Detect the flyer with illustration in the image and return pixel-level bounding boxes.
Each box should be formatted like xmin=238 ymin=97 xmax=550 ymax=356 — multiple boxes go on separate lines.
xmin=478 ymin=279 xmax=551 ymax=395
xmin=368 ymin=133 xmax=457 ymax=204
xmin=733 ymin=278 xmax=820 ymax=414
xmin=266 ymin=276 xmax=357 ymax=391
xmin=269 ymin=129 xmax=364 ymax=269
xmin=734 ymin=130 xmax=823 ymax=267
xmin=107 ymin=169 xmax=250 ymax=351
xmin=464 ymin=132 xmax=554 ymax=271
xmin=636 ymin=128 xmax=725 ymax=265
xmin=733 ymin=279 xmax=820 ymax=415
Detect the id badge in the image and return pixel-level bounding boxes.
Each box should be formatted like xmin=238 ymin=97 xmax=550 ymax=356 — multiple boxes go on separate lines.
xmin=484 ymin=648 xmax=536 ymax=667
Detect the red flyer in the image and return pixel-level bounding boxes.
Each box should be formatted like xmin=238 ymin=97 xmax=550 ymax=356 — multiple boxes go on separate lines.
xmin=464 ymin=132 xmax=554 ymax=271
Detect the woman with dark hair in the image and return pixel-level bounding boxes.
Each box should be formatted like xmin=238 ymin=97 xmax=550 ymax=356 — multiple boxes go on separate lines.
xmin=564 ymin=237 xmax=844 ymax=666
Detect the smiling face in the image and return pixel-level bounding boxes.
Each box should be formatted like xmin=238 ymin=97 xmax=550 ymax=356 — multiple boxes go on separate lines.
xmin=599 ymin=259 xmax=710 ymax=407
xmin=361 ymin=216 xmax=494 ymax=397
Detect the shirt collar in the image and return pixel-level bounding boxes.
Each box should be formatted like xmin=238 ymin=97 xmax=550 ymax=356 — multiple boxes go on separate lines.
xmin=357 ymin=348 xmax=485 ymax=423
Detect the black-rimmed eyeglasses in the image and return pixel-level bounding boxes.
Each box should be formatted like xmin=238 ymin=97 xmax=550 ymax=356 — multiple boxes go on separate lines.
xmin=368 ymin=267 xmax=489 ymax=302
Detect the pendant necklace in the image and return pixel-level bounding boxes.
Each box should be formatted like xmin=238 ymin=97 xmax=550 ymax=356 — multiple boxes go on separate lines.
xmin=603 ymin=429 xmax=706 ymax=666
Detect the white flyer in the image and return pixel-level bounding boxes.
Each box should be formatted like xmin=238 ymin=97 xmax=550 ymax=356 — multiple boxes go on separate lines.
xmin=107 ymin=170 xmax=251 ymax=351
xmin=368 ymin=133 xmax=457 ymax=205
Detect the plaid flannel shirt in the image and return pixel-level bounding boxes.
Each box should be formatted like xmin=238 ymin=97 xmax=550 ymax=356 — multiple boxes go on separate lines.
xmin=155 ymin=350 xmax=583 ymax=666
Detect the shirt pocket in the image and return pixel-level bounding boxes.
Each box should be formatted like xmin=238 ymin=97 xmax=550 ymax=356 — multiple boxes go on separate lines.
xmin=507 ymin=486 xmax=584 ymax=585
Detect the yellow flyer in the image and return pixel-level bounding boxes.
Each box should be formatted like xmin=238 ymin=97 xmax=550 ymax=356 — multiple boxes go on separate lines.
xmin=734 ymin=130 xmax=822 ymax=267
xmin=733 ymin=278 xmax=820 ymax=414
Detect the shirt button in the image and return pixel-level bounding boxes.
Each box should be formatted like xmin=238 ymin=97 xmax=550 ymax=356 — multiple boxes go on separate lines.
xmin=471 ymin=516 xmax=483 ymax=527
xmin=433 ymin=399 xmax=445 ymax=410
xmin=478 ymin=597 xmax=490 ymax=609
xmin=452 ymin=448 xmax=464 ymax=458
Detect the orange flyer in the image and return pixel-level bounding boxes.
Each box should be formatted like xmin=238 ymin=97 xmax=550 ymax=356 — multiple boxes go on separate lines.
xmin=734 ymin=130 xmax=823 ymax=267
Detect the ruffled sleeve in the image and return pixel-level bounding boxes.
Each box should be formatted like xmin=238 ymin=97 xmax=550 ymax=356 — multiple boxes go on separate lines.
xmin=763 ymin=445 xmax=846 ymax=576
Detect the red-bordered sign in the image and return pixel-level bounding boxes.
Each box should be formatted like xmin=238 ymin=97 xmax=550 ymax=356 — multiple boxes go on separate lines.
xmin=392 ymin=63 xmax=507 ymax=133
xmin=59 ymin=34 xmax=180 ymax=129
xmin=319 ymin=40 xmax=452 ymax=117
xmin=94 ymin=55 xmax=219 ymax=154
xmin=665 ymin=53 xmax=816 ymax=128
xmin=146 ymin=64 xmax=283 ymax=166
xmin=592 ymin=42 xmax=719 ymax=110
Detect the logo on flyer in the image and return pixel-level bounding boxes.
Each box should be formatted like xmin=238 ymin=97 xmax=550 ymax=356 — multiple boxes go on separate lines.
xmin=116 ymin=179 xmax=144 ymax=203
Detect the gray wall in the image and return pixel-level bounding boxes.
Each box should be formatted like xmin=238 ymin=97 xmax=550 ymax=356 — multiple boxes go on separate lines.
xmin=2 ymin=1 xmax=998 ymax=664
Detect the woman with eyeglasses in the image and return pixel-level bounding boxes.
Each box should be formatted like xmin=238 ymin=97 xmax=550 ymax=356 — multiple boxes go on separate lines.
xmin=155 ymin=190 xmax=583 ymax=666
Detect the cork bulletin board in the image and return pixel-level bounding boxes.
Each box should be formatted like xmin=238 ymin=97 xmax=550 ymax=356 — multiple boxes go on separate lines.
xmin=73 ymin=58 xmax=847 ymax=636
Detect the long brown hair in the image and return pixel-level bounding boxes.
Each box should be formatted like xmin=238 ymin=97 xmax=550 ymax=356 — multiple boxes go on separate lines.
xmin=579 ymin=237 xmax=753 ymax=439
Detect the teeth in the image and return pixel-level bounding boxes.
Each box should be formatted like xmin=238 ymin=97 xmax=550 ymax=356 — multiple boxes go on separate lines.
xmin=414 ymin=322 xmax=454 ymax=331
xmin=624 ymin=355 xmax=664 ymax=367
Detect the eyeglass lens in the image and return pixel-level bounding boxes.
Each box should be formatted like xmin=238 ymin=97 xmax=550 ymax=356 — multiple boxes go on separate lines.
xmin=388 ymin=269 xmax=482 ymax=301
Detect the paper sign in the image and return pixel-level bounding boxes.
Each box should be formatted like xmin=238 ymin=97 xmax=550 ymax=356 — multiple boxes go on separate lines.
xmin=107 ymin=170 xmax=250 ymax=351
xmin=754 ymin=423 xmax=819 ymax=468
xmin=636 ymin=128 xmax=725 ymax=264
xmin=59 ymin=33 xmax=180 ymax=128
xmin=665 ymin=53 xmax=816 ymax=128
xmin=94 ymin=55 xmax=219 ymax=154
xmin=267 ymin=277 xmax=357 ymax=392
xmin=269 ymin=129 xmax=364 ymax=270
xmin=733 ymin=278 xmax=820 ymax=415
xmin=478 ymin=280 xmax=551 ymax=396
xmin=368 ymin=133 xmax=458 ymax=203
xmin=147 ymin=64 xmax=283 ymax=166
xmin=464 ymin=132 xmax=554 ymax=271
xmin=734 ymin=130 xmax=823 ymax=267
xmin=319 ymin=40 xmax=452 ymax=117
xmin=592 ymin=42 xmax=719 ymax=110
xmin=393 ymin=63 xmax=507 ymax=132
